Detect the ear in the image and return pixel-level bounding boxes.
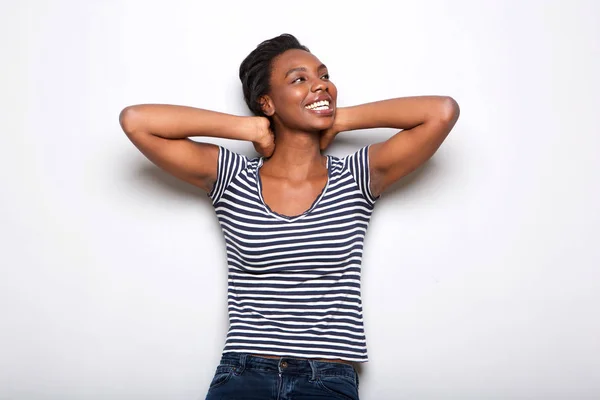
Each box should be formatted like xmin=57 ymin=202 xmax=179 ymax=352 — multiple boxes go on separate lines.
xmin=259 ymin=95 xmax=275 ymax=117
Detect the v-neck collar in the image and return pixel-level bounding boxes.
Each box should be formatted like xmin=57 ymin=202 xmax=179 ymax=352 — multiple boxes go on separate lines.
xmin=256 ymin=156 xmax=331 ymax=223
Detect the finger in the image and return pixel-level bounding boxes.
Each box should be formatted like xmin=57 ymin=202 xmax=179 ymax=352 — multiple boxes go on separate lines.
xmin=319 ymin=132 xmax=328 ymax=150
xmin=320 ymin=138 xmax=330 ymax=151
xmin=320 ymin=133 xmax=333 ymax=150
xmin=264 ymin=142 xmax=275 ymax=158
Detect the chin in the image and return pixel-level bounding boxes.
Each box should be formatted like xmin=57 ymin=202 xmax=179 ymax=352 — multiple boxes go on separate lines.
xmin=307 ymin=115 xmax=335 ymax=131
xmin=312 ymin=121 xmax=334 ymax=131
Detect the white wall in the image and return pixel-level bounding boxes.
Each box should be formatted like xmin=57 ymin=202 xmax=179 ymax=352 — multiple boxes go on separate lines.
xmin=2 ymin=0 xmax=599 ymax=399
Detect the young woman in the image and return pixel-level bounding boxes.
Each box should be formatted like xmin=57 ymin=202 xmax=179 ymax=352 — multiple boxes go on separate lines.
xmin=120 ymin=34 xmax=459 ymax=400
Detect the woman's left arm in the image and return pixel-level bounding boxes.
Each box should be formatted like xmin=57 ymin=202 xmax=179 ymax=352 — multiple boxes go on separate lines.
xmin=324 ymin=96 xmax=460 ymax=197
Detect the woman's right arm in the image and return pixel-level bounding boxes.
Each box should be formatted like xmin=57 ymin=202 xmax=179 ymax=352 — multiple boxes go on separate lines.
xmin=119 ymin=104 xmax=274 ymax=192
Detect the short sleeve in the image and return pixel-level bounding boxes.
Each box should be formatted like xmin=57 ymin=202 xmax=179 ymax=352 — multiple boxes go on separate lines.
xmin=344 ymin=145 xmax=380 ymax=206
xmin=207 ymin=146 xmax=248 ymax=205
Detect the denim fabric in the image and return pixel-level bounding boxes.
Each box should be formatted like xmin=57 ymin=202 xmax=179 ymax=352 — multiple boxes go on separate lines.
xmin=205 ymin=352 xmax=360 ymax=400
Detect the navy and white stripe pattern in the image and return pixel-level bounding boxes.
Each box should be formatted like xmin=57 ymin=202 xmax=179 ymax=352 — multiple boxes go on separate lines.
xmin=208 ymin=145 xmax=378 ymax=362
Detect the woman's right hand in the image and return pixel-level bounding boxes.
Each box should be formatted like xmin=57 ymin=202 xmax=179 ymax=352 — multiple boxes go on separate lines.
xmin=252 ymin=116 xmax=275 ymax=157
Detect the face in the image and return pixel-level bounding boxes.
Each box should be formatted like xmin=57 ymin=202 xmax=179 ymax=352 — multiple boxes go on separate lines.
xmin=263 ymin=49 xmax=337 ymax=132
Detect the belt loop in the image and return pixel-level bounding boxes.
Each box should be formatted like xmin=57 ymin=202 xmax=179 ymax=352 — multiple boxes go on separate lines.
xmin=308 ymin=360 xmax=318 ymax=382
xmin=236 ymin=353 xmax=248 ymax=375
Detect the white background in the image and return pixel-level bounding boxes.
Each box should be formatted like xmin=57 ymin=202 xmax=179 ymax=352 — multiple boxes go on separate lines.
xmin=2 ymin=0 xmax=599 ymax=399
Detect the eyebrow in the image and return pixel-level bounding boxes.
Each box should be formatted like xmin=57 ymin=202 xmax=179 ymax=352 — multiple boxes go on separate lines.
xmin=284 ymin=64 xmax=327 ymax=78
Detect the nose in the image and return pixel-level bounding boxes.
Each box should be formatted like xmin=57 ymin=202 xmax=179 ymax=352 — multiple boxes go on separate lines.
xmin=311 ymin=77 xmax=328 ymax=92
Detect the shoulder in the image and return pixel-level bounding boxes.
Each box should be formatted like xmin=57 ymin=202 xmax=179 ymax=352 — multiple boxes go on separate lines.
xmin=330 ymin=145 xmax=372 ymax=168
xmin=216 ymin=146 xmax=261 ymax=167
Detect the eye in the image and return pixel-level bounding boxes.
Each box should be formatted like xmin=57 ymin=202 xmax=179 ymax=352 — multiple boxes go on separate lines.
xmin=292 ymin=76 xmax=306 ymax=83
xmin=321 ymin=73 xmax=330 ymax=80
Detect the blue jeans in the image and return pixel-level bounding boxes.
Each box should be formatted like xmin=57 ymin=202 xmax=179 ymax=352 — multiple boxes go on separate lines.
xmin=205 ymin=352 xmax=360 ymax=400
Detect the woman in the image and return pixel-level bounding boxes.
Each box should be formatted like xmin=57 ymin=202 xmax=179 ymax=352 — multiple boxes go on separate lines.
xmin=120 ymin=34 xmax=459 ymax=400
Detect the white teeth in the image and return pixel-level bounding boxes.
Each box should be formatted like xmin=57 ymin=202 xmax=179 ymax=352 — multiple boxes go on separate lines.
xmin=305 ymin=100 xmax=330 ymax=110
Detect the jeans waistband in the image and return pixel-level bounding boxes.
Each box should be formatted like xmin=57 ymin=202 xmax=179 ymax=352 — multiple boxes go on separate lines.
xmin=219 ymin=352 xmax=356 ymax=381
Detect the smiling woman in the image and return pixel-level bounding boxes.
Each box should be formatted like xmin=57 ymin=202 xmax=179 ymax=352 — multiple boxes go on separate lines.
xmin=119 ymin=33 xmax=459 ymax=400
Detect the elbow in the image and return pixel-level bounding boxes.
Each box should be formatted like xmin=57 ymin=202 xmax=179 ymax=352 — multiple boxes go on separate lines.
xmin=119 ymin=105 xmax=141 ymax=135
xmin=439 ymin=96 xmax=460 ymax=124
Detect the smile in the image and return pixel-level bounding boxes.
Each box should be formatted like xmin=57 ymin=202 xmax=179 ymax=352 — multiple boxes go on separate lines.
xmin=305 ymin=100 xmax=331 ymax=111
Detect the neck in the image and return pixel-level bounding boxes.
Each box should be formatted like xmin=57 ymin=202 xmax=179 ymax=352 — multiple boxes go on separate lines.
xmin=262 ymin=126 xmax=325 ymax=180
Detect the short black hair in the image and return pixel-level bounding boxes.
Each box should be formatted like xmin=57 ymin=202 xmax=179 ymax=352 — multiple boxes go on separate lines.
xmin=239 ymin=34 xmax=310 ymax=116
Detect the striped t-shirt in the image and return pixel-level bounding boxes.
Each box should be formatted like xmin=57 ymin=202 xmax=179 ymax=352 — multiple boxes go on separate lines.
xmin=208 ymin=145 xmax=379 ymax=362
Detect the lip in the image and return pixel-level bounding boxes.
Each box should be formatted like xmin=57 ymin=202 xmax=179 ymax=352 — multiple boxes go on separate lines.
xmin=304 ymin=94 xmax=335 ymax=116
xmin=304 ymin=94 xmax=332 ymax=108
xmin=305 ymin=106 xmax=334 ymax=116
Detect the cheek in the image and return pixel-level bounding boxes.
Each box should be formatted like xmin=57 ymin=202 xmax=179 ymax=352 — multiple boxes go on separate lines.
xmin=287 ymin=87 xmax=307 ymax=104
xmin=329 ymin=83 xmax=338 ymax=99
xmin=274 ymin=88 xmax=308 ymax=116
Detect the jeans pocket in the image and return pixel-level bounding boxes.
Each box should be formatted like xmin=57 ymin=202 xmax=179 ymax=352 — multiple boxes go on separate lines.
xmin=316 ymin=375 xmax=359 ymax=400
xmin=208 ymin=365 xmax=235 ymax=390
